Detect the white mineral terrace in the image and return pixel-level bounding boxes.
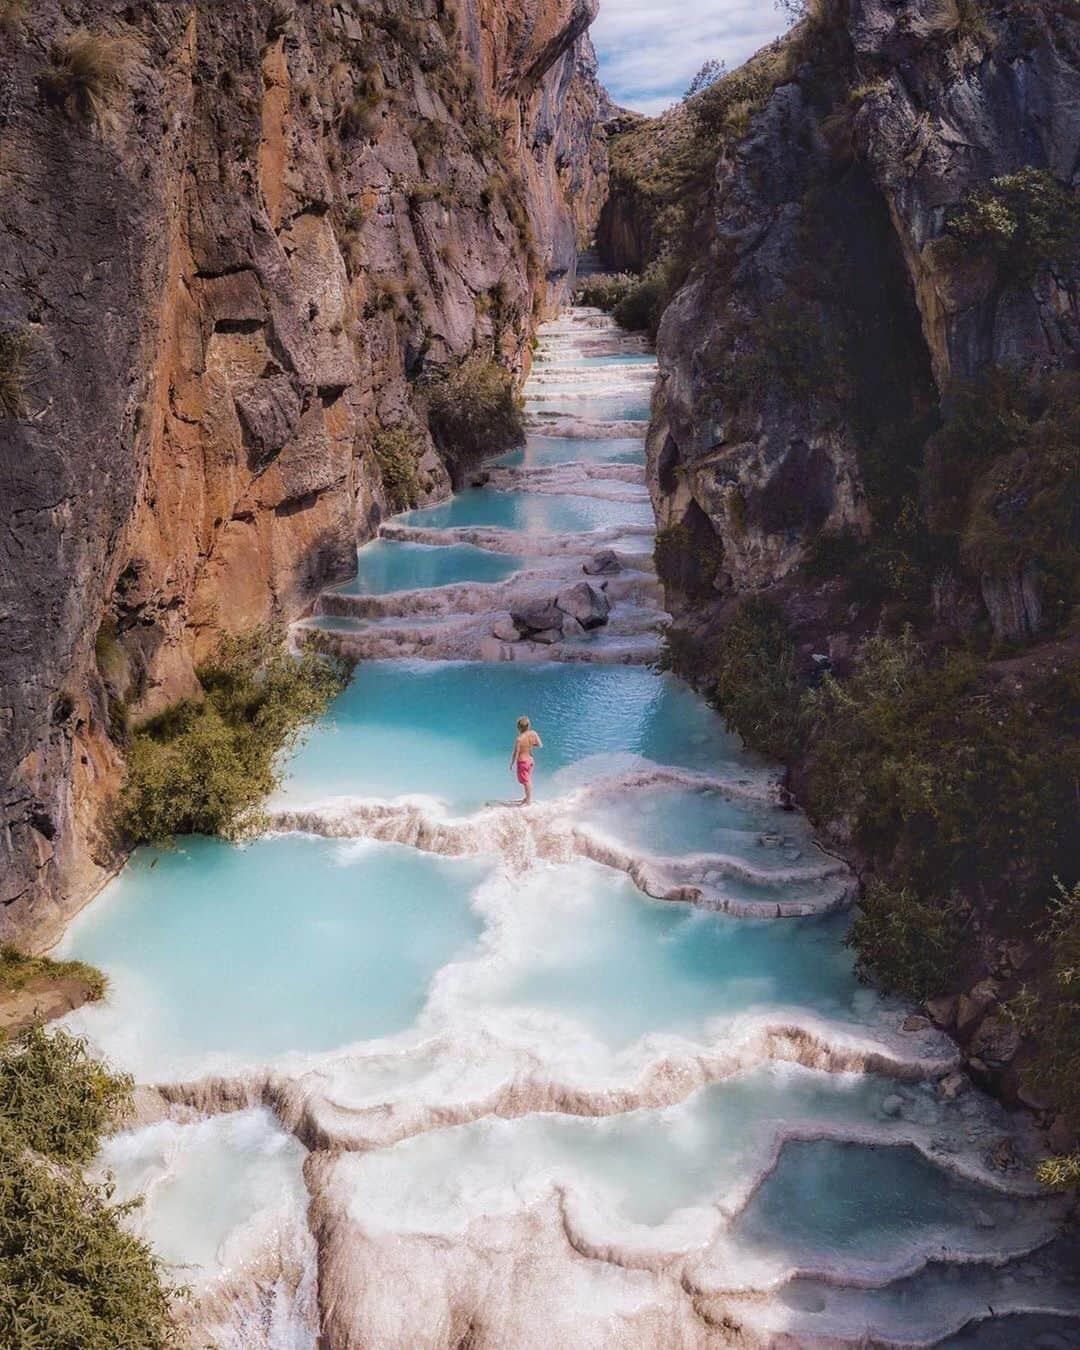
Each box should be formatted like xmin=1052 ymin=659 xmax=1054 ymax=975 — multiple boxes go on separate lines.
xmin=58 ymin=310 xmax=1080 ymax=1348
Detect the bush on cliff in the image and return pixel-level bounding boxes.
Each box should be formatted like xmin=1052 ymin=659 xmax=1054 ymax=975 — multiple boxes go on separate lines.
xmin=574 ymin=273 xmax=637 ymax=312
xmin=612 ymin=262 xmax=673 ymax=336
xmin=0 ymin=327 xmax=31 ymax=418
xmin=1009 ymin=880 xmax=1080 ymax=1134
xmin=692 ymin=597 xmax=804 ymax=760
xmin=39 ymin=27 xmax=138 ymax=124
xmin=0 ymin=1027 xmax=178 ymax=1347
xmin=944 ymin=167 xmax=1079 ymax=279
xmin=425 ymin=357 xmax=524 ymax=478
xmin=922 ymin=369 xmax=1080 ymax=634
xmin=373 ymin=426 xmax=424 ymax=511
xmin=804 ymin=634 xmax=1078 ymax=902
xmin=846 ymin=879 xmax=967 ymax=1001
xmin=119 ymin=625 xmax=350 ymax=845
xmin=665 ymin=609 xmax=1079 ymax=1011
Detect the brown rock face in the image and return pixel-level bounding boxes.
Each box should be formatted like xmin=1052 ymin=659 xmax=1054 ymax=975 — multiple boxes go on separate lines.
xmin=0 ymin=0 xmax=607 ymax=946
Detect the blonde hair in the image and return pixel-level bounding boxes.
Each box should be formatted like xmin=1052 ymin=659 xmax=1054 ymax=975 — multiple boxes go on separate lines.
xmin=517 ymin=716 xmax=530 ymax=732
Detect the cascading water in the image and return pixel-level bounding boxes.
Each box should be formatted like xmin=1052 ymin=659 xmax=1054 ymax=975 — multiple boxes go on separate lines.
xmin=58 ymin=311 xmax=1080 ymax=1348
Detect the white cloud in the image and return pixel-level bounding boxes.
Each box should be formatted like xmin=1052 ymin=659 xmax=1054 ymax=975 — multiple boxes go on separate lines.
xmin=591 ymin=0 xmax=790 ymax=116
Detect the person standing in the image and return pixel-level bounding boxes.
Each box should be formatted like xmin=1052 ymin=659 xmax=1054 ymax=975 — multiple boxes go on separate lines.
xmin=510 ymin=716 xmax=543 ymax=806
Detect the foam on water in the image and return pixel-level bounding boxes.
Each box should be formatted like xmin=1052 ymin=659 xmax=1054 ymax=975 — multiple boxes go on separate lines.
xmin=97 ymin=1109 xmax=318 ymax=1348
xmin=438 ymin=861 xmax=868 ymax=1049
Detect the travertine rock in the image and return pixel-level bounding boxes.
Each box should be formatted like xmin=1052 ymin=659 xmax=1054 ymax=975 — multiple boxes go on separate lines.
xmin=555 ymin=580 xmax=610 ymax=628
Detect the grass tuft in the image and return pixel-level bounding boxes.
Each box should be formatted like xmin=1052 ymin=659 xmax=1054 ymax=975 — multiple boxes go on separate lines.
xmin=39 ymin=27 xmax=138 ymax=124
xmin=0 ymin=947 xmax=107 ymax=1003
xmin=0 ymin=328 xmax=31 ymax=418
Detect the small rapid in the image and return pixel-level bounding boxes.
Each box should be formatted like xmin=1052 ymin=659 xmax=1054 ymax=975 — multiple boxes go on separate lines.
xmin=58 ymin=310 xmax=1080 ymax=1348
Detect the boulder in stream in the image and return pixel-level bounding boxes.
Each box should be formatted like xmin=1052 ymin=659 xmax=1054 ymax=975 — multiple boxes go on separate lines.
xmin=583 ymin=549 xmax=620 ymax=576
xmin=510 ymin=599 xmax=565 ymax=637
xmin=491 ymin=615 xmax=520 ymax=643
xmin=555 ymin=581 xmax=610 ymax=629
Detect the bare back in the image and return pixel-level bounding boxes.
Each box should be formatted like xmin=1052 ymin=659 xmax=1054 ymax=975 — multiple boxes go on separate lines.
xmin=513 ymin=730 xmax=541 ymax=761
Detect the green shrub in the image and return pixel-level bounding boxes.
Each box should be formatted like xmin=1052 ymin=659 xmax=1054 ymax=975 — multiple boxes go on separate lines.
xmin=39 ymin=27 xmax=138 ymax=123
xmin=425 ymin=357 xmax=524 ymax=476
xmin=806 ymin=635 xmax=1079 ymax=929
xmin=723 ymin=297 xmax=840 ymax=405
xmin=0 ymin=947 xmax=106 ymax=1004
xmin=924 ymin=370 xmax=1080 ymax=633
xmin=0 ymin=1025 xmax=130 ymax=1165
xmin=119 ymin=626 xmax=350 ymax=845
xmin=373 ymin=426 xmax=423 ymax=511
xmin=0 ymin=1140 xmax=177 ymax=1349
xmin=687 ymin=38 xmax=794 ymax=142
xmin=943 ymin=167 xmax=1079 ymax=279
xmin=1009 ymin=880 xmax=1080 ymax=1132
xmin=0 ymin=328 xmax=31 ymax=418
xmin=700 ymin=597 xmax=803 ymax=759
xmin=960 ymin=372 xmax=1079 ymax=629
xmin=613 ymin=263 xmax=673 ymax=336
xmin=573 ymin=273 xmax=638 ymax=312
xmin=0 ymin=1027 xmax=177 ymax=1344
xmin=846 ymin=879 xmax=967 ymax=1001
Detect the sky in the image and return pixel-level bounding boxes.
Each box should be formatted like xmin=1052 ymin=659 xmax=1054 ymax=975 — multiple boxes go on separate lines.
xmin=591 ymin=0 xmax=790 ymax=116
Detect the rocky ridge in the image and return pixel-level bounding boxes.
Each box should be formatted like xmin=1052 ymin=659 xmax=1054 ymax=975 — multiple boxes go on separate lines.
xmin=600 ymin=0 xmax=1080 ymax=1140
xmin=0 ymin=0 xmax=607 ymax=946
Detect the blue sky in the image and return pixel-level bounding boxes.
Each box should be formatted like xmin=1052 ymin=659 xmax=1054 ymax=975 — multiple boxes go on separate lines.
xmin=591 ymin=0 xmax=789 ymax=116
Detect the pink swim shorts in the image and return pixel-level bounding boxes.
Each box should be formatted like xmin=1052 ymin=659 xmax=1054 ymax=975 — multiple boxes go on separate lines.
xmin=516 ymin=757 xmax=534 ymax=786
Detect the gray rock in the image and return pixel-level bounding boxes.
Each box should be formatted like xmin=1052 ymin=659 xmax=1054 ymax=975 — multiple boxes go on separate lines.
xmin=511 ymin=600 xmax=565 ymax=635
xmin=491 ymin=616 xmax=520 ymax=643
xmin=881 ymin=1094 xmax=904 ymax=1118
xmin=555 ymin=581 xmax=610 ymax=629
xmin=583 ymin=549 xmax=620 ymax=575
xmin=938 ymin=1072 xmax=968 ymax=1101
xmin=561 ymin=615 xmax=587 ymax=639
xmin=530 ymin=628 xmax=562 ymax=645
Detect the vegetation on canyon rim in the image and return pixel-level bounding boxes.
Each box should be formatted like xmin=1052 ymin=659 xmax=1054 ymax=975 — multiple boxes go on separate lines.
xmin=0 ymin=1026 xmax=177 ymax=1347
xmin=425 ymin=356 xmax=525 ymax=480
xmin=119 ymin=625 xmax=351 ymax=845
xmin=0 ymin=947 xmax=106 ymax=1004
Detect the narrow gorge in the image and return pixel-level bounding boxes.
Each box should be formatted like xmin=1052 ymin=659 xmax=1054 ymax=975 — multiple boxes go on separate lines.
xmin=0 ymin=1 xmax=1078 ymax=1347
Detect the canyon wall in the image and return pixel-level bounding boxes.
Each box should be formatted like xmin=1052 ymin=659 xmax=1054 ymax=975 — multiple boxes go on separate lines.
xmin=602 ymin=0 xmax=1079 ymax=1139
xmin=0 ymin=0 xmax=606 ymax=946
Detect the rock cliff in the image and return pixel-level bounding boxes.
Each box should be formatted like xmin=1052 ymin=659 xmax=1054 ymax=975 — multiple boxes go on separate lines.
xmin=604 ymin=0 xmax=1079 ymax=1138
xmin=0 ymin=0 xmax=606 ymax=945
